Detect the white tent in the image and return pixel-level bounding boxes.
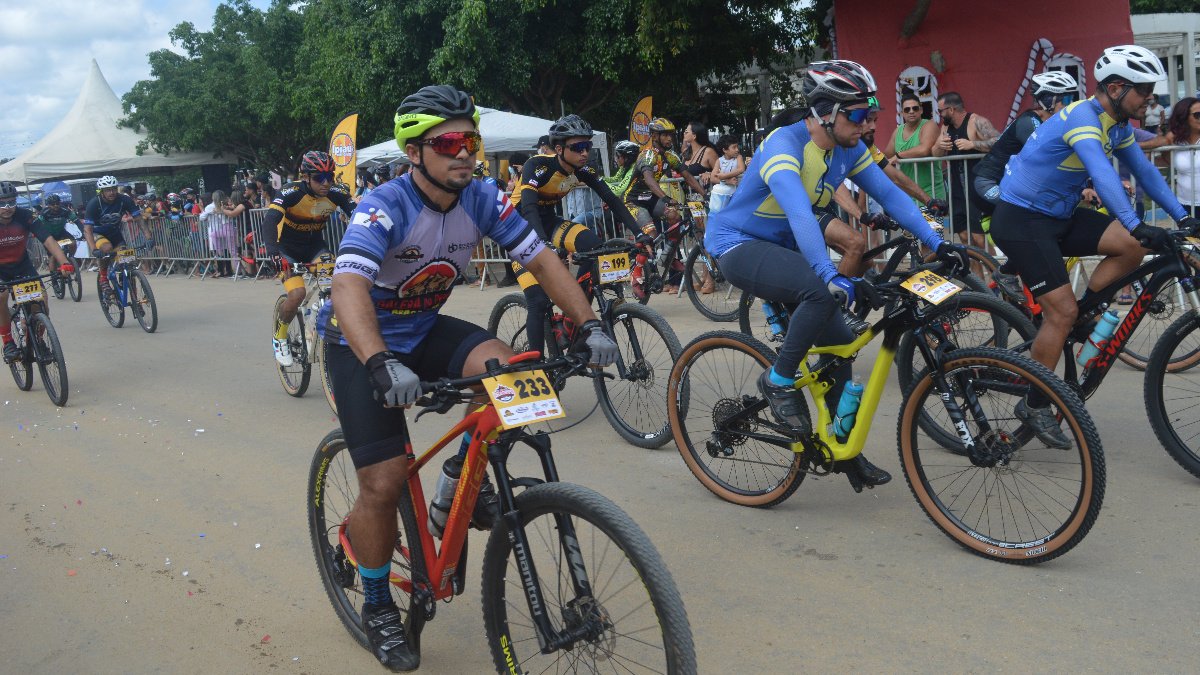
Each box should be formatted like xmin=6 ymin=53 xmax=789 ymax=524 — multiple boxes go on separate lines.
xmin=0 ymin=60 xmax=228 ymax=184
xmin=358 ymin=106 xmax=609 ymax=173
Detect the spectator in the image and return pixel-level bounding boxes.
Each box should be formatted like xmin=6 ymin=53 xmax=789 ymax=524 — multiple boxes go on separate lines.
xmin=255 ymin=173 xmax=276 ymax=206
xmin=505 ymin=152 xmax=529 ymax=193
xmin=1166 ymin=97 xmax=1200 ymax=217
xmin=1144 ymin=94 xmax=1166 ymax=135
xmin=202 ymin=189 xmax=236 ymax=277
xmin=932 ymin=91 xmax=998 ymax=269
xmin=708 ymin=134 xmax=745 ymax=216
xmin=886 ymin=91 xmax=945 ymax=206
xmin=681 ymin=122 xmax=719 ymax=188
xmin=535 ymin=135 xmax=553 ymax=155
xmin=221 ymin=182 xmax=261 ymax=276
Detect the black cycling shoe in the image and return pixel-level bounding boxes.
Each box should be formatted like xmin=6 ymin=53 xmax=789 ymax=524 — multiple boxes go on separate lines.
xmin=836 ymin=454 xmax=892 ymax=493
xmin=471 ymin=474 xmax=501 ymax=530
xmin=2 ymin=341 xmax=19 ymax=364
xmin=1015 ymin=398 xmax=1072 ymax=449
xmin=757 ymin=370 xmax=811 ymax=437
xmin=361 ymin=603 xmax=420 ymax=672
xmin=992 ymin=271 xmax=1025 ymax=305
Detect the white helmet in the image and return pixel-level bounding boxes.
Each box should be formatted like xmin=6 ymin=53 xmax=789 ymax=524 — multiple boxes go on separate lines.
xmin=1032 ymin=71 xmax=1078 ymax=96
xmin=1094 ymin=45 xmax=1166 ymax=84
xmin=96 ymin=175 xmax=119 ymax=189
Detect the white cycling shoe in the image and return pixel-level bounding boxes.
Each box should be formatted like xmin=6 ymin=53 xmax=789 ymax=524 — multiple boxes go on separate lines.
xmin=273 ymin=337 xmax=294 ymax=367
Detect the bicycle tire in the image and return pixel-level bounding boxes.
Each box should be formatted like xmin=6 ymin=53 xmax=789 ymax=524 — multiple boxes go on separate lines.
xmin=316 ymin=337 xmax=337 ymax=414
xmin=67 ymin=261 xmax=82 ymax=302
xmin=274 ymin=294 xmax=310 ymax=397
xmin=898 ymin=347 xmax=1105 ymax=564
xmin=1118 ymin=249 xmax=1200 ymax=370
xmin=667 ymin=330 xmax=806 ymax=507
xmin=486 ymin=292 xmax=531 ymax=353
xmin=1142 ymin=310 xmax=1200 ymax=479
xmin=308 ymin=429 xmax=429 ymax=655
xmin=480 ymin=481 xmax=696 ymax=675
xmin=132 ymin=270 xmax=158 ymax=333
xmin=97 ymin=272 xmax=124 ymax=328
xmin=682 ymin=244 xmax=738 ymax=322
xmin=595 ymin=303 xmax=682 ymax=448
xmin=50 ymin=273 xmax=65 ymax=300
xmin=9 ymin=313 xmax=33 ymax=391
xmin=30 ymin=312 xmax=68 ymax=406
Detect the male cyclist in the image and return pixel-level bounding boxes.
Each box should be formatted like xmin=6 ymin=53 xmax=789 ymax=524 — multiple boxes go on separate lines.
xmin=34 ymin=194 xmax=82 ymax=274
xmin=263 ymin=150 xmax=357 ymax=366
xmin=510 ymin=114 xmax=651 ymax=355
xmin=705 ymin=60 xmax=967 ymax=489
xmin=624 ymin=118 xmax=707 ymax=239
xmin=82 ymin=175 xmax=140 ymax=298
xmin=319 ymin=85 xmax=617 ymax=672
xmin=0 ymin=182 xmax=74 ymax=363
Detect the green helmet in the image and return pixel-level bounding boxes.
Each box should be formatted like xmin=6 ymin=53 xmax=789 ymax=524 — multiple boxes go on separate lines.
xmin=394 ymin=85 xmax=480 ymax=148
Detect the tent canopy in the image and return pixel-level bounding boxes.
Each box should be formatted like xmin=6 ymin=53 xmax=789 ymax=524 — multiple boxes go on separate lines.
xmin=0 ymin=60 xmax=229 ymax=184
xmin=358 ymin=106 xmax=609 ymax=173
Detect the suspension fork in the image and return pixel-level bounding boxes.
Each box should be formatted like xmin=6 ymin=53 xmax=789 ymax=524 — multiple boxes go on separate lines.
xmin=911 ymin=323 xmax=996 ymax=466
xmin=602 ymin=305 xmax=643 ymax=381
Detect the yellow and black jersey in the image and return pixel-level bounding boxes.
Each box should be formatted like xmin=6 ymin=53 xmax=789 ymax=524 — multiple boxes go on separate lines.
xmin=265 ymin=181 xmax=356 ymax=244
xmin=511 ymin=154 xmax=639 ymax=239
xmin=625 ymin=148 xmax=684 ymax=201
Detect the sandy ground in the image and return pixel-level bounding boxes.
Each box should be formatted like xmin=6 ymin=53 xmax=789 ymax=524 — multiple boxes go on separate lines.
xmin=2 ymin=274 xmax=1199 ymax=674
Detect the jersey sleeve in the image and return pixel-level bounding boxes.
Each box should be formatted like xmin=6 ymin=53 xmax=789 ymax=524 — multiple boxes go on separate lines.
xmin=756 ymin=132 xmax=838 ymax=283
xmin=513 ymin=160 xmax=549 ymax=238
xmin=330 ymin=185 xmax=358 ymax=214
xmin=29 ymin=218 xmax=52 ymax=243
xmin=1063 ymin=109 xmax=1140 ymax=230
xmin=334 ymin=202 xmax=398 ymax=283
xmin=1014 ymin=115 xmax=1039 ymax=145
xmin=123 ymin=195 xmax=141 ymax=218
xmin=474 ymin=182 xmax=545 ymax=265
xmin=81 ymin=198 xmax=99 ymax=226
xmin=1116 ymin=139 xmax=1187 ymax=222
xmin=852 ymin=161 xmax=943 ymax=250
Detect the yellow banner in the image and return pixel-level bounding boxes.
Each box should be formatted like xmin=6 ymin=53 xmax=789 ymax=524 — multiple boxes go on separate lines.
xmin=328 ymin=112 xmax=358 ymax=195
xmin=629 ymin=96 xmax=652 ymax=150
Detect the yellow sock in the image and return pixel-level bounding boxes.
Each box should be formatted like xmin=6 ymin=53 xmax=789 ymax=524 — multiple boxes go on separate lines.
xmin=274 ymin=321 xmax=289 ymax=340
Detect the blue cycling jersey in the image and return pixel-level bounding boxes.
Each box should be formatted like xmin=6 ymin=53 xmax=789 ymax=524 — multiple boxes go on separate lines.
xmin=81 ymin=194 xmax=140 ymax=236
xmin=1000 ymin=98 xmax=1186 ymax=229
xmin=318 ymin=174 xmax=543 ymax=353
xmin=705 ymin=121 xmax=942 ymax=283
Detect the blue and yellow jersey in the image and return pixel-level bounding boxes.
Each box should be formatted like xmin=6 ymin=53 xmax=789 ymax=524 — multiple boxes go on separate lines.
xmin=1000 ymin=97 xmax=1185 ymax=229
xmin=705 ymin=122 xmax=941 ymax=283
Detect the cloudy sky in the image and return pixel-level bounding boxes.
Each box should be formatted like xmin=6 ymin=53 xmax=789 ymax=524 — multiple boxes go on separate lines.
xmin=0 ymin=0 xmax=270 ymax=158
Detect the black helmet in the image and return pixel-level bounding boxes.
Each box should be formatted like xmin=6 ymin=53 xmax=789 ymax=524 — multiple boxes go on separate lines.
xmin=614 ymin=140 xmax=642 ymax=159
xmin=393 ymin=85 xmax=480 ymax=147
xmin=373 ymin=164 xmax=392 ymax=181
xmin=0 ymin=181 xmax=17 ymax=201
xmin=801 ymin=60 xmax=878 ymax=109
xmin=45 ymin=194 xmax=61 ymax=206
xmin=548 ymin=114 xmax=593 ymax=143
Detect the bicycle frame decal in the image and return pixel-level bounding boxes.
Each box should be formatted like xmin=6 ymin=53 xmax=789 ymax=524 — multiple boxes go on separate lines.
xmin=1091 ymin=288 xmax=1154 ymax=373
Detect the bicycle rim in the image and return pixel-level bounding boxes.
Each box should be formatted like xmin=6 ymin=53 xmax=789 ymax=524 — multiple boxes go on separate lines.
xmin=683 ymin=245 xmax=738 ymax=322
xmin=487 ymin=293 xmax=530 ymax=353
xmin=132 ymin=270 xmax=158 ymax=333
xmin=31 ymin=313 xmax=68 ymax=406
xmin=1143 ymin=310 xmax=1200 ymax=478
xmin=595 ymin=304 xmax=681 ymax=448
xmin=68 ymin=266 xmax=82 ymax=302
xmin=274 ymin=295 xmax=310 ymax=396
xmin=9 ymin=314 xmax=33 ymax=391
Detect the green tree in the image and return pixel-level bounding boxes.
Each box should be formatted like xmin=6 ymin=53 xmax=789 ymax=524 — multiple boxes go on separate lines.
xmin=1132 ymin=0 xmax=1200 ymax=12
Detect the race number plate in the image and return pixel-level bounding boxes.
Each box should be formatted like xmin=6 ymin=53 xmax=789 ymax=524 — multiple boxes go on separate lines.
xmin=687 ymin=201 xmax=706 ymax=217
xmin=116 ymin=247 xmax=136 ymax=263
xmin=482 ymin=370 xmax=566 ymax=429
xmin=56 ymin=239 xmax=73 ymax=248
xmin=901 ymin=270 xmax=961 ymax=305
xmin=597 ymin=253 xmax=631 ymax=285
xmin=314 ymin=262 xmax=334 ymax=289
xmin=13 ymin=281 xmax=44 ymax=303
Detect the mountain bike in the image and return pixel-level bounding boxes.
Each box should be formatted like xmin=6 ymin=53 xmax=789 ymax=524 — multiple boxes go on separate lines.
xmin=96 ymin=244 xmax=157 ymax=332
xmin=667 ymin=263 xmax=1104 ymax=564
xmin=487 ymin=239 xmax=682 ymax=448
xmin=308 ymin=352 xmax=696 ymax=673
xmin=630 ymin=202 xmax=739 ymax=321
xmin=273 ymin=256 xmax=336 ymax=412
xmin=48 ymin=238 xmax=83 ymax=302
xmin=3 ymin=272 xmax=68 ymax=406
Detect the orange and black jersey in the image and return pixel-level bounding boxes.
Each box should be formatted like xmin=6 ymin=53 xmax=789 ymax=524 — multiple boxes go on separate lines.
xmin=510 ymin=154 xmax=639 ymax=240
xmin=263 ymin=181 xmax=356 ymax=245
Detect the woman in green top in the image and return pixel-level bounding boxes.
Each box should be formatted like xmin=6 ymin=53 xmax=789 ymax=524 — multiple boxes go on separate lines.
xmin=885 ymin=91 xmax=945 ymax=203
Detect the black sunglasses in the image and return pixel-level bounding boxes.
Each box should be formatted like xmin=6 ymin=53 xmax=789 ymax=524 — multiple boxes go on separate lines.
xmin=902 ymin=106 xmax=921 ymax=113
xmin=565 ymin=140 xmax=593 ymax=153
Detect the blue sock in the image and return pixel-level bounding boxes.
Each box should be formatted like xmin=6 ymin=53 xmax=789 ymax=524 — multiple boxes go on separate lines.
xmin=768 ymin=367 xmax=793 ymax=386
xmin=456 ymin=431 xmax=471 ymax=459
xmin=360 ymin=563 xmax=393 ymax=608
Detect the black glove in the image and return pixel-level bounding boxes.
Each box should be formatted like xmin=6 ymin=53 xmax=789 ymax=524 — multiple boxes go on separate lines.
xmin=578 ymin=320 xmax=618 ymax=367
xmin=1177 ymin=216 xmax=1200 ymax=234
xmin=935 ymin=241 xmax=971 ymax=272
xmin=366 ymin=351 xmax=422 ymax=407
xmin=859 ymin=212 xmax=894 ymax=231
xmin=1131 ymin=223 xmax=1171 ymax=252
xmin=635 ymin=233 xmax=655 ymax=247
xmin=827 ymin=275 xmax=882 ymax=311
xmin=925 ymin=198 xmax=948 ymax=217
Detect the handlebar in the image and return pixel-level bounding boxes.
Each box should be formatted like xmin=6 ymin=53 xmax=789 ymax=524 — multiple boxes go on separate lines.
xmin=572 ymin=238 xmax=641 ymax=263
xmin=412 ymin=352 xmax=596 ymax=420
xmin=0 ymin=271 xmax=57 ymax=293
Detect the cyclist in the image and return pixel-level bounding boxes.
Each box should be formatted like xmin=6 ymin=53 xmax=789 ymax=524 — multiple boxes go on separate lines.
xmin=264 ymin=150 xmax=357 ymax=366
xmin=992 ymin=45 xmax=1198 ymax=447
xmin=318 ymin=85 xmax=617 ymax=672
xmin=624 ymin=119 xmax=707 ymax=255
xmin=34 ymin=194 xmax=82 ymax=274
xmin=705 ymin=60 xmax=967 ymax=489
xmin=82 ymin=175 xmax=140 ymax=298
xmin=0 ymin=182 xmax=74 ymax=363
xmin=510 ymin=114 xmax=651 ymax=355
xmin=972 ymin=71 xmax=1079 ymax=300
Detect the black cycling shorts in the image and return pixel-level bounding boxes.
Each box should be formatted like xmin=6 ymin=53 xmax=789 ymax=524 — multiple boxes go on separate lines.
xmin=327 ymin=314 xmax=494 ymax=469
xmin=812 ymin=205 xmax=839 ymax=234
xmin=0 ymin=257 xmax=38 ymax=284
xmin=989 ymin=200 xmax=1111 ymax=297
xmin=273 ymin=238 xmax=330 ymax=266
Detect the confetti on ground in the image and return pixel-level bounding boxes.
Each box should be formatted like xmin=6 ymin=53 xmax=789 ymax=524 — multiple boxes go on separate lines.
xmin=76 ymin=499 xmax=82 ymax=505
xmin=254 ymin=543 xmax=261 ymax=549
xmin=67 ymin=569 xmax=77 ymax=576
xmin=261 ymin=635 xmax=270 ymax=643
xmin=187 ymin=591 xmax=193 ymax=597
xmin=198 ymin=533 xmax=205 ymax=538
xmin=182 ymin=570 xmax=189 ymax=577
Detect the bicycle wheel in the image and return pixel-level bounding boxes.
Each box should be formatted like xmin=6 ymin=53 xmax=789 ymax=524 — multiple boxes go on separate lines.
xmin=274 ymin=295 xmax=310 ymax=396
xmin=595 ymin=303 xmax=682 ymax=448
xmin=9 ymin=313 xmax=33 ymax=391
xmin=667 ymin=330 xmax=805 ymax=507
xmin=486 ymin=292 xmax=531 ymax=353
xmin=131 ymin=270 xmax=158 ymax=333
xmin=67 ymin=263 xmax=82 ymax=302
xmin=480 ymin=481 xmax=696 ymax=675
xmin=1119 ymin=249 xmax=1200 ymax=370
xmin=1142 ymin=311 xmax=1200 ymax=479
xmin=898 ymin=347 xmax=1105 ymax=564
xmin=316 ymin=337 xmax=337 ymax=414
xmin=682 ymin=244 xmax=738 ymax=322
xmin=50 ymin=272 xmax=65 ymax=299
xmin=308 ymin=430 xmax=429 ymax=655
xmin=97 ymin=272 xmax=124 ymax=328
xmin=735 ymin=290 xmax=785 ymax=352
xmin=30 ymin=312 xmax=68 ymax=406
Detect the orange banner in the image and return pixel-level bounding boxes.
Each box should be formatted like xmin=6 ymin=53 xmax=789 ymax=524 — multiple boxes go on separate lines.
xmin=629 ymin=96 xmax=652 ymax=150
xmin=328 ymin=112 xmax=358 ymax=195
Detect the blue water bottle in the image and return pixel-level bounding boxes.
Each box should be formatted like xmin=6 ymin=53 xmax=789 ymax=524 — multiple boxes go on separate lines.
xmin=762 ymin=301 xmax=785 ymax=336
xmin=1075 ymin=310 xmax=1121 ymax=368
xmin=833 ymin=376 xmax=864 ymax=441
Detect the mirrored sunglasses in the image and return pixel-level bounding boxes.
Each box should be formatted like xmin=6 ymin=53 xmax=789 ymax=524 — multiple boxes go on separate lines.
xmin=840 ymin=107 xmax=870 ymax=124
xmin=310 ymin=172 xmax=335 ymax=184
xmin=566 ymin=140 xmax=593 ymax=153
xmin=421 ymin=131 xmax=482 ymax=157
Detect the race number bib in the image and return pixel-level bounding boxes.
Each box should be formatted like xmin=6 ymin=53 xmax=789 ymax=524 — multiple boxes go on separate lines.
xmin=482 ymin=370 xmax=566 ymax=429
xmin=13 ymin=281 xmax=44 ymax=303
xmin=116 ymin=247 xmax=137 ymax=264
xmin=901 ymin=271 xmax=961 ymax=305
xmin=597 ymin=253 xmax=631 ymax=285
xmin=314 ymin=262 xmax=334 ymax=289
xmin=56 ymin=239 xmax=73 ymax=248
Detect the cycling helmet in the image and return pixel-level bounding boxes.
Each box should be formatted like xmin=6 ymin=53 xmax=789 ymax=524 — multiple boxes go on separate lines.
xmin=45 ymin=194 xmax=61 ymax=206
xmin=614 ymin=140 xmax=642 ymax=159
xmin=298 ymin=150 xmax=335 ymax=175
xmin=1094 ymin=45 xmax=1166 ymax=84
xmin=0 ymin=181 xmax=17 ymax=200
xmin=393 ymin=85 xmax=480 ymax=147
xmin=96 ymin=175 xmax=119 ymax=189
xmin=801 ymin=60 xmax=878 ymax=109
xmin=373 ymin=164 xmax=392 ymax=182
xmin=474 ymin=160 xmax=487 ymax=177
xmin=647 ymin=118 xmax=676 ymax=133
xmin=167 ymin=192 xmax=179 ymax=201
xmin=548 ymin=114 xmax=593 ymax=143
xmin=1032 ymin=71 xmax=1078 ymax=95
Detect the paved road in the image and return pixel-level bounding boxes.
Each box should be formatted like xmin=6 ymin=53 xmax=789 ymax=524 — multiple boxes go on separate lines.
xmin=2 ymin=274 xmax=1198 ymax=673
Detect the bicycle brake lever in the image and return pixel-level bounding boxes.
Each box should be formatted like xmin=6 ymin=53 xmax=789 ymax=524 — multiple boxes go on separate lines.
xmin=414 ymin=395 xmax=458 ymax=422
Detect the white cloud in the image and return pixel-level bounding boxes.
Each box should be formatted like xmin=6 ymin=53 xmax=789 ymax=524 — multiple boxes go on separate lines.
xmin=0 ymin=0 xmax=268 ymax=158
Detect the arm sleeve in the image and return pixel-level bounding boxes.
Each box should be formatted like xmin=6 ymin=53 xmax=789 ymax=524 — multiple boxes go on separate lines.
xmin=1070 ymin=134 xmax=1142 ymax=230
xmin=1014 ymin=116 xmax=1038 ymax=145
xmin=30 ymin=219 xmax=52 ymax=242
xmin=579 ymin=168 xmax=640 ymax=236
xmin=756 ymin=137 xmax=839 ymax=283
xmin=514 ymin=185 xmax=548 ymax=240
xmin=1116 ymin=140 xmax=1187 ymax=222
xmin=852 ymin=161 xmax=943 ymax=250
xmin=260 ymin=208 xmax=284 ymax=242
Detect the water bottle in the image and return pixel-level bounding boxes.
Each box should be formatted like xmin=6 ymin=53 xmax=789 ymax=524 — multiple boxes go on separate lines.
xmin=833 ymin=376 xmax=865 ymax=442
xmin=1075 ymin=310 xmax=1121 ymax=368
xmin=762 ymin=302 xmax=785 ymax=336
xmin=428 ymin=454 xmax=465 ymax=538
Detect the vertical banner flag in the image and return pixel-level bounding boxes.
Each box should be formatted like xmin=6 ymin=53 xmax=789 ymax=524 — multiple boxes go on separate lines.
xmin=329 ymin=112 xmax=359 ymax=195
xmin=629 ymin=96 xmax=652 ymax=150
